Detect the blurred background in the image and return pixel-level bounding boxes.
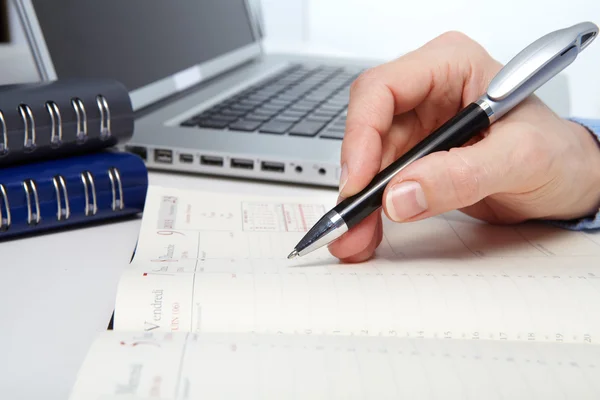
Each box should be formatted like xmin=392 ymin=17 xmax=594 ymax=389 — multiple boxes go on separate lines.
xmin=2 ymin=0 xmax=599 ymax=117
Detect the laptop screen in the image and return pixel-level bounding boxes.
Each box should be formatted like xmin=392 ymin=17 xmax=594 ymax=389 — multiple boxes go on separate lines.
xmin=28 ymin=0 xmax=259 ymax=107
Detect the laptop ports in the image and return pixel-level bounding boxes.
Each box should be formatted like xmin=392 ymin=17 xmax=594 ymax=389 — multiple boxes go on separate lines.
xmin=200 ymin=155 xmax=224 ymax=167
xmin=261 ymin=161 xmax=285 ymax=173
xmin=179 ymin=153 xmax=194 ymax=164
xmin=231 ymin=158 xmax=254 ymax=170
xmin=154 ymin=149 xmax=173 ymax=164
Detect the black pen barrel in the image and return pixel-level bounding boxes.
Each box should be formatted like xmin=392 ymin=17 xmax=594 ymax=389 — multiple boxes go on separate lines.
xmin=334 ymin=101 xmax=491 ymax=229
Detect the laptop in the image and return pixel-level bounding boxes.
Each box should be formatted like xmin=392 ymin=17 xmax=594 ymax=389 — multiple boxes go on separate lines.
xmin=14 ymin=0 xmax=377 ymax=187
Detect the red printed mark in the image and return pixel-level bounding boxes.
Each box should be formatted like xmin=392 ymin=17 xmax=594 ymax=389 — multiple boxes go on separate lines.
xmin=298 ymin=205 xmax=307 ymax=231
xmin=282 ymin=205 xmax=290 ymax=232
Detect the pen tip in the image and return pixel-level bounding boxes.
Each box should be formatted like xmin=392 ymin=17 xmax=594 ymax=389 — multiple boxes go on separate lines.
xmin=287 ymin=250 xmax=299 ymax=259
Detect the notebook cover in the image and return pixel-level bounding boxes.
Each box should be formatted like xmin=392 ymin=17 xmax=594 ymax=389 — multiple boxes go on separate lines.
xmin=0 ymin=149 xmax=148 ymax=240
xmin=0 ymin=78 xmax=134 ymax=166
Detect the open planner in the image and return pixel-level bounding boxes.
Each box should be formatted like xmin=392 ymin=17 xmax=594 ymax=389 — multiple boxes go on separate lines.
xmin=69 ymin=185 xmax=600 ymax=399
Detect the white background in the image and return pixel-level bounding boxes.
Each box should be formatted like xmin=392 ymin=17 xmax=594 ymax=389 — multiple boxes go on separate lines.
xmin=259 ymin=0 xmax=600 ymax=118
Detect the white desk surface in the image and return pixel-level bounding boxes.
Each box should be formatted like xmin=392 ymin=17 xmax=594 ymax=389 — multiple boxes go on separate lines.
xmin=0 ymin=170 xmax=336 ymax=400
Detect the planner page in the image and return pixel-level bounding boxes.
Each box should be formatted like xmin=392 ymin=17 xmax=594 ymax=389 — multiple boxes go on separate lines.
xmin=113 ymin=185 xmax=600 ymax=344
xmin=69 ymin=330 xmax=600 ymax=400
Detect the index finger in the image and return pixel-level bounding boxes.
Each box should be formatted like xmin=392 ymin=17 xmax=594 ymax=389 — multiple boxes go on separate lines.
xmin=340 ymin=31 xmax=484 ymax=198
xmin=340 ymin=54 xmax=439 ymax=198
xmin=329 ymin=57 xmax=436 ymax=263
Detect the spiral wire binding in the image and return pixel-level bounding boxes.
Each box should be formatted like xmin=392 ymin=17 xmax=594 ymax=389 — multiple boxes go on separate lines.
xmin=0 ymin=184 xmax=10 ymax=231
xmin=46 ymin=101 xmax=63 ymax=148
xmin=81 ymin=171 xmax=98 ymax=216
xmin=52 ymin=175 xmax=70 ymax=221
xmin=23 ymin=179 xmax=41 ymax=225
xmin=96 ymin=95 xmax=111 ymax=140
xmin=19 ymin=104 xmax=36 ymax=152
xmin=0 ymin=166 xmax=127 ymax=233
xmin=71 ymin=98 xmax=88 ymax=144
xmin=0 ymin=110 xmax=8 ymax=156
xmin=107 ymin=167 xmax=124 ymax=211
xmin=3 ymin=92 xmax=113 ymax=157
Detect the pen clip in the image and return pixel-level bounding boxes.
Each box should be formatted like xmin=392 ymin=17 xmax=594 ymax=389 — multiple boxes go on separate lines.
xmin=487 ymin=21 xmax=598 ymax=101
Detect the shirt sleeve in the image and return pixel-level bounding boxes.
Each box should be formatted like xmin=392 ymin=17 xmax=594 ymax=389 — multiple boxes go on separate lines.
xmin=546 ymin=117 xmax=600 ymax=231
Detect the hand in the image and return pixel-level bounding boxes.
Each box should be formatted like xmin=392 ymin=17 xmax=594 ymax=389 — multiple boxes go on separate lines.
xmin=328 ymin=31 xmax=600 ymax=263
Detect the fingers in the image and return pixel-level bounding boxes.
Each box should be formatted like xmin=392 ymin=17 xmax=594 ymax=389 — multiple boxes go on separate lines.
xmin=381 ymin=122 xmax=540 ymax=223
xmin=333 ymin=31 xmax=505 ymax=263
xmin=340 ymin=56 xmax=438 ymax=197
xmin=339 ymin=32 xmax=487 ymax=200
xmin=337 ymin=217 xmax=383 ymax=264
xmin=327 ymin=210 xmax=382 ymax=262
xmin=379 ymin=112 xmax=422 ymax=170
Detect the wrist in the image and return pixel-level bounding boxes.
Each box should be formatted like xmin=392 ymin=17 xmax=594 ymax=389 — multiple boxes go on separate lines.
xmin=566 ymin=119 xmax=600 ymax=219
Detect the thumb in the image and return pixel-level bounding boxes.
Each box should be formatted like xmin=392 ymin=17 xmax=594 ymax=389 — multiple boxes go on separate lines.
xmin=382 ymin=124 xmax=527 ymax=223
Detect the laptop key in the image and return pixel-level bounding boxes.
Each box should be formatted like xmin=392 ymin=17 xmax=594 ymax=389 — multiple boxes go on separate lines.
xmin=253 ymin=107 xmax=279 ymax=117
xmin=262 ymin=103 xmax=286 ymax=112
xmin=304 ymin=92 xmax=331 ymax=102
xmin=239 ymin=99 xmax=263 ymax=107
xmin=313 ymin=109 xmax=339 ymax=118
xmin=194 ymin=111 xmax=214 ymax=119
xmin=231 ymin=104 xmax=256 ymax=112
xmin=274 ymin=115 xmax=302 ymax=123
xmin=211 ymin=114 xmax=239 ymax=123
xmin=220 ymin=108 xmax=248 ymax=117
xmin=228 ymin=119 xmax=263 ymax=132
xmin=180 ymin=119 xmax=198 ymax=127
xmin=320 ymin=129 xmax=345 ymax=140
xmin=320 ymin=104 xmax=345 ymax=113
xmin=269 ymin=98 xmax=293 ymax=107
xmin=289 ymin=120 xmax=327 ymax=137
xmin=306 ymin=114 xmax=333 ymax=123
xmin=259 ymin=120 xmax=294 ymax=134
xmin=248 ymin=94 xmax=272 ymax=102
xmin=245 ymin=113 xmax=272 ymax=122
xmin=198 ymin=119 xmax=230 ymax=129
xmin=291 ymin=99 xmax=317 ymax=108
xmin=280 ymin=110 xmax=307 ymax=118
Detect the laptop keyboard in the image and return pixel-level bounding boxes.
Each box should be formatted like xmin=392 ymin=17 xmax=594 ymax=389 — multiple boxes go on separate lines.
xmin=179 ymin=64 xmax=363 ymax=140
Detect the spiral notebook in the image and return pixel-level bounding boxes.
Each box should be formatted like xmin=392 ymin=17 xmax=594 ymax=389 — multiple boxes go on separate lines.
xmin=0 ymin=150 xmax=148 ymax=239
xmin=68 ymin=186 xmax=600 ymax=399
xmin=0 ymin=78 xmax=133 ymax=166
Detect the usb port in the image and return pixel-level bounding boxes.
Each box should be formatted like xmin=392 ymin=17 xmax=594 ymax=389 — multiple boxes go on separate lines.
xmin=154 ymin=149 xmax=173 ymax=164
xmin=261 ymin=161 xmax=285 ymax=173
xmin=200 ymin=155 xmax=223 ymax=167
xmin=179 ymin=153 xmax=193 ymax=164
xmin=231 ymin=158 xmax=254 ymax=170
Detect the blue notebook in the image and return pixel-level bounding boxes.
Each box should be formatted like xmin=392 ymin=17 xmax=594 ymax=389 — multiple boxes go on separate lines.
xmin=0 ymin=150 xmax=148 ymax=239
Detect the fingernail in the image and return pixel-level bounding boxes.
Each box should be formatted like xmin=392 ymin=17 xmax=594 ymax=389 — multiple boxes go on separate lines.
xmin=339 ymin=163 xmax=348 ymax=194
xmin=386 ymin=181 xmax=428 ymax=221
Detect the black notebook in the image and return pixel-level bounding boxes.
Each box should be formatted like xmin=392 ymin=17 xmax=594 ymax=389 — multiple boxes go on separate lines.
xmin=0 ymin=78 xmax=133 ymax=166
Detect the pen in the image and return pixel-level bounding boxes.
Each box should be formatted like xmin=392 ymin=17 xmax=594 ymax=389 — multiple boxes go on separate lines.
xmin=288 ymin=21 xmax=598 ymax=259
